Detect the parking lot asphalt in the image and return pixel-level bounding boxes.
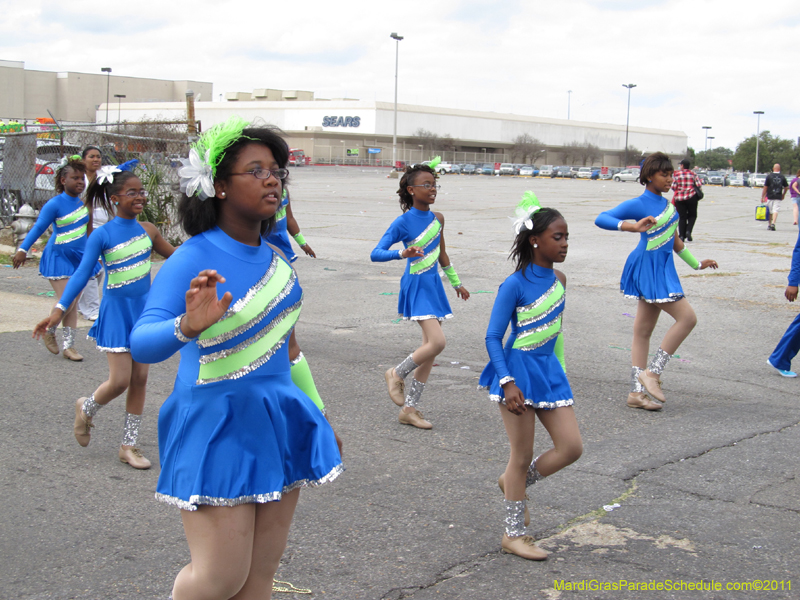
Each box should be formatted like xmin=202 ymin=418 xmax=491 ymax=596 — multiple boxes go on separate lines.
xmin=1 ymin=168 xmax=799 ymax=599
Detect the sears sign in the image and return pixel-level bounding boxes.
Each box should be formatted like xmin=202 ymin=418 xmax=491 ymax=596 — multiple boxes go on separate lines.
xmin=322 ymin=116 xmax=361 ymax=128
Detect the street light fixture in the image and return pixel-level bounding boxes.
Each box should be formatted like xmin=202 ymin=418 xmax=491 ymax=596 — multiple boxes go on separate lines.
xmin=622 ymin=84 xmax=636 ymax=166
xmin=707 ymin=136 xmax=715 ymax=151
xmin=702 ymin=126 xmax=712 ymax=152
xmin=567 ymin=90 xmax=572 ymax=120
xmin=390 ymin=32 xmax=404 ymax=170
xmin=101 ymin=67 xmax=112 ymax=130
xmin=114 ymin=94 xmax=126 ymax=128
xmin=754 ymin=111 xmax=764 ymax=174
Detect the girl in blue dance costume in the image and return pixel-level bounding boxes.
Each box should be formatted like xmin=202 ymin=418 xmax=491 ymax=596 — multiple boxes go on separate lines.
xmin=595 ymin=152 xmax=718 ymax=411
xmin=13 ymin=158 xmax=99 ymax=361
xmin=129 ymin=117 xmax=343 ymax=600
xmin=479 ymin=193 xmax=583 ymax=561
xmin=371 ymin=160 xmax=470 ymax=429
xmin=33 ymin=164 xmax=174 ymax=469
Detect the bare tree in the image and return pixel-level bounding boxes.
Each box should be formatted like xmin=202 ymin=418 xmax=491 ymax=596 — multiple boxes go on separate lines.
xmin=511 ymin=133 xmax=546 ymax=164
xmin=413 ymin=128 xmax=440 ymax=153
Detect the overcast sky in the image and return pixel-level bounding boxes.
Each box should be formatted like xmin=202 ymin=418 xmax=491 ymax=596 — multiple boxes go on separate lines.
xmin=3 ymin=0 xmax=797 ymax=153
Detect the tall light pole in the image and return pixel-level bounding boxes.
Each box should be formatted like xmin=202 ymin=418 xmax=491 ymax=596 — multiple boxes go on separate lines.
xmin=101 ymin=67 xmax=112 ymax=131
xmin=702 ymin=125 xmax=712 ymax=151
xmin=754 ymin=110 xmax=764 ymax=174
xmin=114 ymin=94 xmax=126 ymax=129
xmin=622 ymin=83 xmax=636 ymax=166
xmin=567 ymin=90 xmax=572 ymax=120
xmin=707 ymin=136 xmax=715 ymax=151
xmin=390 ymin=32 xmax=404 ymax=169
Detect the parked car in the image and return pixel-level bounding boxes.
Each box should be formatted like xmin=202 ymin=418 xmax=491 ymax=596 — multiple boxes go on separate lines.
xmin=518 ymin=165 xmax=535 ymax=177
xmin=478 ymin=163 xmax=495 ymax=175
xmin=613 ymin=168 xmax=640 ymax=182
xmin=499 ymin=163 xmax=514 ymax=175
xmin=552 ymin=166 xmax=574 ymax=178
xmin=538 ymin=165 xmax=554 ymax=177
xmin=707 ymin=171 xmax=725 ymax=186
xmin=576 ymin=167 xmax=593 ymax=179
xmin=728 ymin=173 xmax=746 ymax=187
xmin=751 ymin=173 xmax=767 ymax=187
xmin=696 ymin=171 xmax=709 ymax=185
xmin=461 ymin=164 xmax=476 ymax=175
xmin=599 ymin=167 xmax=617 ymax=180
xmin=449 ymin=164 xmax=461 ymax=174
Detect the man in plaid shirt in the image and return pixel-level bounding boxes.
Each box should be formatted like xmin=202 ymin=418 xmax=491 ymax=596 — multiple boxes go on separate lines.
xmin=671 ymin=159 xmax=703 ymax=241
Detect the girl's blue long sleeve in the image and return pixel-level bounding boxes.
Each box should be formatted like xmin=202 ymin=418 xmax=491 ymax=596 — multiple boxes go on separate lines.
xmin=18 ymin=198 xmax=60 ymax=251
xmin=370 ymin=218 xmax=404 ymax=262
xmin=55 ymin=230 xmax=104 ymax=310
xmin=484 ymin=279 xmax=517 ymax=382
xmin=595 ymin=197 xmax=643 ymax=230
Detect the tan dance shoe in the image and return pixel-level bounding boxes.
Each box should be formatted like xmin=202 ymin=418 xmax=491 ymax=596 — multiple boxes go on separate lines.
xmin=74 ymin=398 xmax=93 ymax=447
xmin=384 ymin=368 xmax=405 ymax=406
xmin=43 ymin=331 xmax=59 ymax=355
xmin=638 ymin=372 xmax=666 ymax=402
xmin=498 ymin=475 xmax=530 ymax=526
xmin=63 ymin=347 xmax=84 ymax=362
xmin=501 ymin=534 xmax=548 ymax=561
xmin=399 ymin=409 xmax=432 ymax=429
xmin=627 ymin=392 xmax=662 ymax=411
xmin=119 ymin=446 xmax=152 ymax=470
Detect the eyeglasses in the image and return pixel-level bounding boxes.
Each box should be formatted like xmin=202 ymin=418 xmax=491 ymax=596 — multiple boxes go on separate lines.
xmin=230 ymin=167 xmax=290 ymax=181
xmin=410 ymin=183 xmax=441 ymax=190
xmin=115 ymin=189 xmax=148 ymax=199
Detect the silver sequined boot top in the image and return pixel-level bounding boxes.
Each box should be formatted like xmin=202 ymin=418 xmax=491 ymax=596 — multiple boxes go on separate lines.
xmin=83 ymin=394 xmax=102 ymax=418
xmin=47 ymin=325 xmax=57 ymax=336
xmin=121 ymin=412 xmax=142 ymax=447
xmin=395 ymin=354 xmax=419 ymax=380
xmin=503 ymin=499 xmax=527 ymax=538
xmin=62 ymin=326 xmax=77 ymax=350
xmin=630 ymin=366 xmax=646 ymax=393
xmin=404 ymin=378 xmax=425 ymax=408
xmin=648 ymin=348 xmax=671 ymax=375
xmin=526 ymin=456 xmax=544 ymax=487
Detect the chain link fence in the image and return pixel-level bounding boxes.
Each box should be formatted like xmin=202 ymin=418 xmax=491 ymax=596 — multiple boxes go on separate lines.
xmin=1 ymin=121 xmax=192 ymax=243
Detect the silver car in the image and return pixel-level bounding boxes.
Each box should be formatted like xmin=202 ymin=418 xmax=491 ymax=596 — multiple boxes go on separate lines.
xmin=613 ymin=168 xmax=640 ymax=182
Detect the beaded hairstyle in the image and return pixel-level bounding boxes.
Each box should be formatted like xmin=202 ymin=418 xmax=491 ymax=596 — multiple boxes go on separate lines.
xmin=397 ymin=156 xmax=441 ymax=213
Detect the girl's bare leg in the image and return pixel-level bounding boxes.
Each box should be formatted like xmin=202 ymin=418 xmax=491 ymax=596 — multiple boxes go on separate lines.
xmin=655 ymin=298 xmax=697 ymax=356
xmin=533 ymin=406 xmax=583 ymax=476
xmin=631 ymin=299 xmax=660 ymax=369
xmin=50 ymin=279 xmax=78 ymax=328
xmin=400 ymin=319 xmax=445 ymax=417
xmin=124 ymin=360 xmax=149 ymax=415
xmin=94 ymin=353 xmax=134 ymax=405
xmin=232 ymin=489 xmax=300 ymax=600
xmin=173 ymin=505 xmax=256 ymax=600
xmin=499 ymin=403 xmax=537 ymax=502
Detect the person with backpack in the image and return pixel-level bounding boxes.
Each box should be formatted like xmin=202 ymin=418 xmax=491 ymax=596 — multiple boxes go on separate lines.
xmin=763 ymin=164 xmax=789 ymax=231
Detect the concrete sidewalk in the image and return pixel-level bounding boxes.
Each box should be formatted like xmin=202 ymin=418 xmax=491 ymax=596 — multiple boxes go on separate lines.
xmin=1 ymin=169 xmax=797 ymax=599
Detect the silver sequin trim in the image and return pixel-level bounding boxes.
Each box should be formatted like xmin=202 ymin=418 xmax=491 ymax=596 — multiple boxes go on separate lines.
xmin=290 ymin=351 xmax=304 ymax=366
xmin=410 ymin=218 xmax=440 ymax=247
xmin=404 ymin=313 xmax=453 ymax=322
xmin=57 ymin=205 xmax=87 ymax=225
xmin=104 ymin=233 xmax=150 ymax=266
xmin=504 ymin=500 xmax=527 ymax=537
xmin=647 ymin=208 xmax=676 ymax=238
xmin=106 ymin=258 xmax=150 ymax=289
xmin=62 ymin=326 xmax=76 ymax=350
xmin=622 ymin=292 xmax=684 ymax=304
xmin=196 ymin=255 xmax=289 ymax=348
xmin=54 ymin=225 xmax=86 ymax=245
xmin=395 ymin=353 xmax=419 ymax=380
xmin=488 ymin=394 xmax=574 ymax=410
xmin=526 ymin=457 xmax=544 ymax=487
xmin=648 ymin=347 xmax=671 ymax=375
xmin=55 ymin=302 xmax=67 ymax=312
xmin=404 ymin=378 xmax=425 ymax=408
xmin=173 ymin=314 xmax=195 ymax=343
xmin=616 ymin=220 xmax=624 ymax=231
xmin=514 ymin=315 xmax=561 ymax=344
xmin=517 ymin=295 xmax=565 ymax=328
xmin=516 ymin=281 xmax=560 ymax=315
xmin=648 ymin=234 xmax=675 ymax=251
xmin=631 ymin=366 xmax=645 ymax=394
xmin=499 ymin=376 xmax=515 ymax=386
xmin=410 ymin=253 xmax=439 ymax=275
xmin=121 ymin=412 xmax=142 ymax=447
xmin=83 ymin=394 xmax=101 ymax=418
xmin=154 ymin=463 xmax=345 ymax=511
xmin=43 ymin=275 xmax=71 ymax=280
xmin=196 ymin=299 xmax=303 ymax=385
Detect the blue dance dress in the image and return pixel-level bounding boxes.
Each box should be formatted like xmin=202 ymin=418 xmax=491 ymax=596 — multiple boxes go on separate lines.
xmin=264 ymin=190 xmax=297 ymax=263
xmin=371 ymin=207 xmax=453 ymax=321
xmin=130 ymin=227 xmax=343 ymax=511
xmin=595 ymin=190 xmax=683 ymax=303
xmin=18 ymin=191 xmax=100 ymax=280
xmin=479 ymin=264 xmax=573 ymax=409
xmin=56 ymin=217 xmax=152 ymax=352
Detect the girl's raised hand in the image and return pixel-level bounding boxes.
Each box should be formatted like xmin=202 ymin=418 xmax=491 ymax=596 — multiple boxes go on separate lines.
xmin=632 ymin=216 xmax=657 ymax=232
xmin=402 ymin=246 xmax=425 ymax=259
xmin=502 ymin=382 xmax=527 ymax=415
xmin=181 ymin=270 xmax=233 ymax=338
xmin=698 ymin=259 xmax=718 ymax=270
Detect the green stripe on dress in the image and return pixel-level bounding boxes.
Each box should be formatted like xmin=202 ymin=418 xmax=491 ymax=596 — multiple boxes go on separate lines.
xmin=409 ymin=245 xmax=440 ymax=274
xmin=646 ymin=221 xmax=678 ymax=250
xmin=512 ymin=316 xmax=562 ymax=350
xmin=55 ymin=224 xmax=86 ymax=244
xmin=56 ymin=206 xmax=87 ymax=227
xmin=198 ymin=305 xmax=301 ymax=382
xmin=516 ymin=282 xmax=564 ymax=323
xmin=107 ymin=259 xmax=150 ymax=287
xmin=652 ymin=203 xmax=675 ymax=229
xmin=411 ymin=218 xmax=441 ymax=249
xmin=105 ymin=236 xmax=151 ymax=264
xmin=200 ymin=259 xmax=293 ymax=342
